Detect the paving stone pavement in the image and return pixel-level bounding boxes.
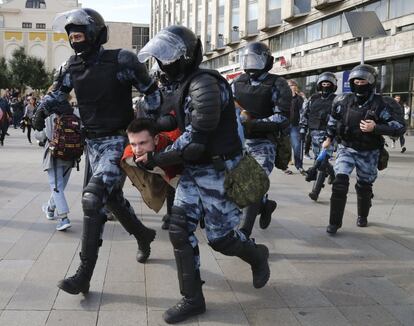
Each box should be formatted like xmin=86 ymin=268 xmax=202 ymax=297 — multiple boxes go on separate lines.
xmin=1 ymin=128 xmax=414 ymax=326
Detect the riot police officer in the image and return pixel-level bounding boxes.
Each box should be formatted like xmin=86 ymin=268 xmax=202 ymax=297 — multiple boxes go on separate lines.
xmin=137 ymin=26 xmax=270 ymax=324
xmin=300 ymin=72 xmax=337 ymax=201
xmin=232 ymin=42 xmax=291 ymax=237
xmin=32 ymin=8 xmax=160 ymax=295
xmin=322 ymin=64 xmax=406 ymax=234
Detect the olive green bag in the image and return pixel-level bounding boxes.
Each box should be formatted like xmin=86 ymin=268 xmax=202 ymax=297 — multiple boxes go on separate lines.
xmin=224 ymin=153 xmax=270 ymax=208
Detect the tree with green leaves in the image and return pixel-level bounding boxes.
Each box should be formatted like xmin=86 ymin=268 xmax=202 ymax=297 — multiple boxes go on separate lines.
xmin=0 ymin=57 xmax=11 ymax=90
xmin=6 ymin=47 xmax=55 ymax=94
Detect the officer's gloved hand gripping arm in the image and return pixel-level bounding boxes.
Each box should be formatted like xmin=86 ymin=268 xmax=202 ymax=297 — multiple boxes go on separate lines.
xmin=372 ymin=105 xmax=406 ymax=137
xmin=145 ymin=74 xmax=222 ymax=169
xmin=248 ymin=77 xmax=292 ymax=133
xmin=32 ymin=62 xmax=73 ymax=131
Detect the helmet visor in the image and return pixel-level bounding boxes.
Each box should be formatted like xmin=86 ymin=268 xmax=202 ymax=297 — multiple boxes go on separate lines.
xmin=349 ymin=69 xmax=376 ymax=84
xmin=53 ymin=9 xmax=93 ymax=33
xmin=240 ymin=48 xmax=267 ymax=70
xmin=138 ymin=30 xmax=187 ymax=64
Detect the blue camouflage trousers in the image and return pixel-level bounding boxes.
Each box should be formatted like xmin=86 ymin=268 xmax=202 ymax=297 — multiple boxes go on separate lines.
xmin=174 ymin=156 xmax=247 ymax=269
xmin=334 ymin=145 xmax=380 ymax=184
xmin=311 ymin=130 xmax=334 ymax=158
xmin=245 ymin=138 xmax=276 ymax=176
xmin=86 ymin=135 xmax=128 ymax=205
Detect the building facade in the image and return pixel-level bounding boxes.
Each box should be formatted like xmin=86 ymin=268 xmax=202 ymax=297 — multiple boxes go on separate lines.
xmin=0 ymin=0 xmax=150 ymax=71
xmin=151 ymin=0 xmax=414 ymax=127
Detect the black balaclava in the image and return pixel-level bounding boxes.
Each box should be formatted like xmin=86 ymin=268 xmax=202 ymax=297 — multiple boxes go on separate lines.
xmin=68 ymin=25 xmax=95 ymax=57
xmin=320 ymin=82 xmax=335 ymax=98
xmin=353 ymin=79 xmax=373 ymax=105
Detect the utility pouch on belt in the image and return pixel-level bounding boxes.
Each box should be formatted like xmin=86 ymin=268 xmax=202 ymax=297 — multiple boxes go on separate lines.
xmin=224 ymin=153 xmax=269 ymax=208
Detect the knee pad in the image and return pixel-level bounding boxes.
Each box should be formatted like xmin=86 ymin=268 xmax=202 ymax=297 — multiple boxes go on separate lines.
xmin=209 ymin=231 xmax=239 ymax=256
xmin=82 ymin=177 xmax=106 ymax=216
xmin=355 ymin=182 xmax=373 ymax=197
xmin=169 ymin=206 xmax=191 ymax=249
xmin=332 ymin=174 xmax=349 ymax=197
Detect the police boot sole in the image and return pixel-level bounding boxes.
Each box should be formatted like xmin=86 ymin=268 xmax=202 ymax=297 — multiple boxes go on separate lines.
xmin=57 ymin=279 xmax=90 ymax=295
xmin=163 ymin=304 xmax=206 ymax=324
xmin=253 ymin=246 xmax=270 ymax=289
xmin=259 ymin=201 xmax=277 ymax=229
xmin=136 ymin=229 xmax=156 ymax=263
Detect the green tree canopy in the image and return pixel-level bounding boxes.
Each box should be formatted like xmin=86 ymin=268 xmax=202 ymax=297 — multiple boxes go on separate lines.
xmin=6 ymin=47 xmax=55 ymax=94
xmin=0 ymin=57 xmax=11 ymax=90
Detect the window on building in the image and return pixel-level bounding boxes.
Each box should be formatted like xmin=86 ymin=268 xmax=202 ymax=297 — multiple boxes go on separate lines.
xmin=217 ymin=0 xmax=225 ymax=47
xmin=206 ymin=0 xmax=212 ymax=51
xmin=293 ymin=0 xmax=311 ymax=15
xmin=22 ymin=22 xmax=32 ymax=28
xmin=293 ymin=26 xmax=306 ymax=47
xmin=25 ymin=0 xmax=46 ymax=8
xmin=393 ymin=58 xmax=410 ymax=92
xmin=132 ymin=26 xmax=150 ymax=52
xmin=322 ymin=15 xmax=341 ymax=38
xmin=196 ymin=0 xmax=202 ymax=36
xmin=268 ymin=0 xmax=282 ymax=27
xmin=247 ymin=0 xmax=258 ymax=35
xmin=380 ymin=63 xmax=392 ymax=93
xmin=364 ymin=0 xmax=388 ymax=21
xmin=269 ymin=35 xmax=280 ymax=52
xmin=389 ymin=0 xmax=414 ymax=19
xmin=36 ymin=23 xmax=46 ymax=29
xmin=307 ymin=21 xmax=321 ymax=42
xmin=0 ymin=15 xmax=4 ymax=28
xmin=181 ymin=0 xmax=187 ymax=25
xmin=281 ymin=31 xmax=293 ymax=50
xmin=189 ymin=2 xmax=194 ymax=31
xmin=231 ymin=0 xmax=240 ymax=42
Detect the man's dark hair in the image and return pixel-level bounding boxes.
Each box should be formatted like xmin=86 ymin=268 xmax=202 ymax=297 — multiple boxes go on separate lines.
xmin=126 ymin=118 xmax=158 ymax=137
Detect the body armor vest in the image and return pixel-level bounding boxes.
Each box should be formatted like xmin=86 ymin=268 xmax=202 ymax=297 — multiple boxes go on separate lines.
xmin=308 ymin=93 xmax=336 ymax=130
xmin=337 ymin=93 xmax=384 ymax=150
xmin=68 ymin=49 xmax=133 ymax=133
xmin=178 ymin=68 xmax=241 ymax=158
xmin=233 ymin=73 xmax=278 ymax=119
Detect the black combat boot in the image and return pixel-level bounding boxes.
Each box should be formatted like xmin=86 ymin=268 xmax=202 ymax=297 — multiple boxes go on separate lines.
xmin=106 ymin=197 xmax=156 ymax=263
xmin=164 ymin=208 xmax=206 ymax=324
xmin=355 ymin=182 xmax=373 ymax=228
xmin=210 ymin=231 xmax=270 ymax=289
xmin=239 ymin=202 xmax=261 ymax=237
xmin=259 ymin=196 xmax=277 ymax=229
xmin=57 ymin=216 xmax=102 ymax=294
xmin=326 ymin=174 xmax=349 ymax=235
xmin=309 ymin=170 xmax=326 ymax=201
xmin=163 ymin=270 xmax=206 ymax=324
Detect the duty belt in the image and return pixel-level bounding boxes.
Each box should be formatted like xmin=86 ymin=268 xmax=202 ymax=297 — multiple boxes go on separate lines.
xmin=84 ymin=129 xmax=126 ymax=139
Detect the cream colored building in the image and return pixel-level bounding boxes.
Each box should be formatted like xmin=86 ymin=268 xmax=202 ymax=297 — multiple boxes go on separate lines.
xmin=0 ymin=0 xmax=150 ymax=71
xmin=151 ymin=0 xmax=414 ymax=126
xmin=0 ymin=0 xmax=79 ymax=70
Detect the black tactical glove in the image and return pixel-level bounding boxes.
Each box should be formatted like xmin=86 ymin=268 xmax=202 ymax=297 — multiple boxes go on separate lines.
xmin=32 ymin=107 xmax=47 ymax=131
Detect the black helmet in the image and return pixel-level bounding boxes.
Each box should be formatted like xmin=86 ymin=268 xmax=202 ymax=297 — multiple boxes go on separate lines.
xmin=138 ymin=25 xmax=202 ymax=81
xmin=241 ymin=42 xmax=274 ymax=77
xmin=54 ymin=8 xmax=108 ymax=50
xmin=349 ymin=64 xmax=377 ymax=94
xmin=316 ymin=72 xmax=337 ymax=92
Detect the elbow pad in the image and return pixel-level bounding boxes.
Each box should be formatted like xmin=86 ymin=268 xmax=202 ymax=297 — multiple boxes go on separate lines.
xmin=188 ymin=74 xmax=222 ymax=132
xmin=152 ymin=150 xmax=183 ymax=168
xmin=156 ymin=114 xmax=177 ymax=132
xmin=182 ymin=131 xmax=208 ymax=161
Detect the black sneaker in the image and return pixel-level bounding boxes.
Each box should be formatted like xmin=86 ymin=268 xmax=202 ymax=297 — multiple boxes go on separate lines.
xmin=357 ymin=216 xmax=368 ymax=227
xmin=401 ymin=147 xmax=407 ymax=153
xmin=326 ymin=224 xmax=341 ymax=235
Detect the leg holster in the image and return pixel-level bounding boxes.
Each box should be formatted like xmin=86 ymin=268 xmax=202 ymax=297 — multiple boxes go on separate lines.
xmin=355 ymin=182 xmax=373 ymax=218
xmin=329 ymin=174 xmax=349 ymax=226
xmin=169 ymin=206 xmax=201 ymax=298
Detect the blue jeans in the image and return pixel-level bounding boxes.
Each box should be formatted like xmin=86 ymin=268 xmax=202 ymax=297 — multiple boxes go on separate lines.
xmin=47 ymin=166 xmax=72 ymax=216
xmin=290 ymin=125 xmax=303 ymax=170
